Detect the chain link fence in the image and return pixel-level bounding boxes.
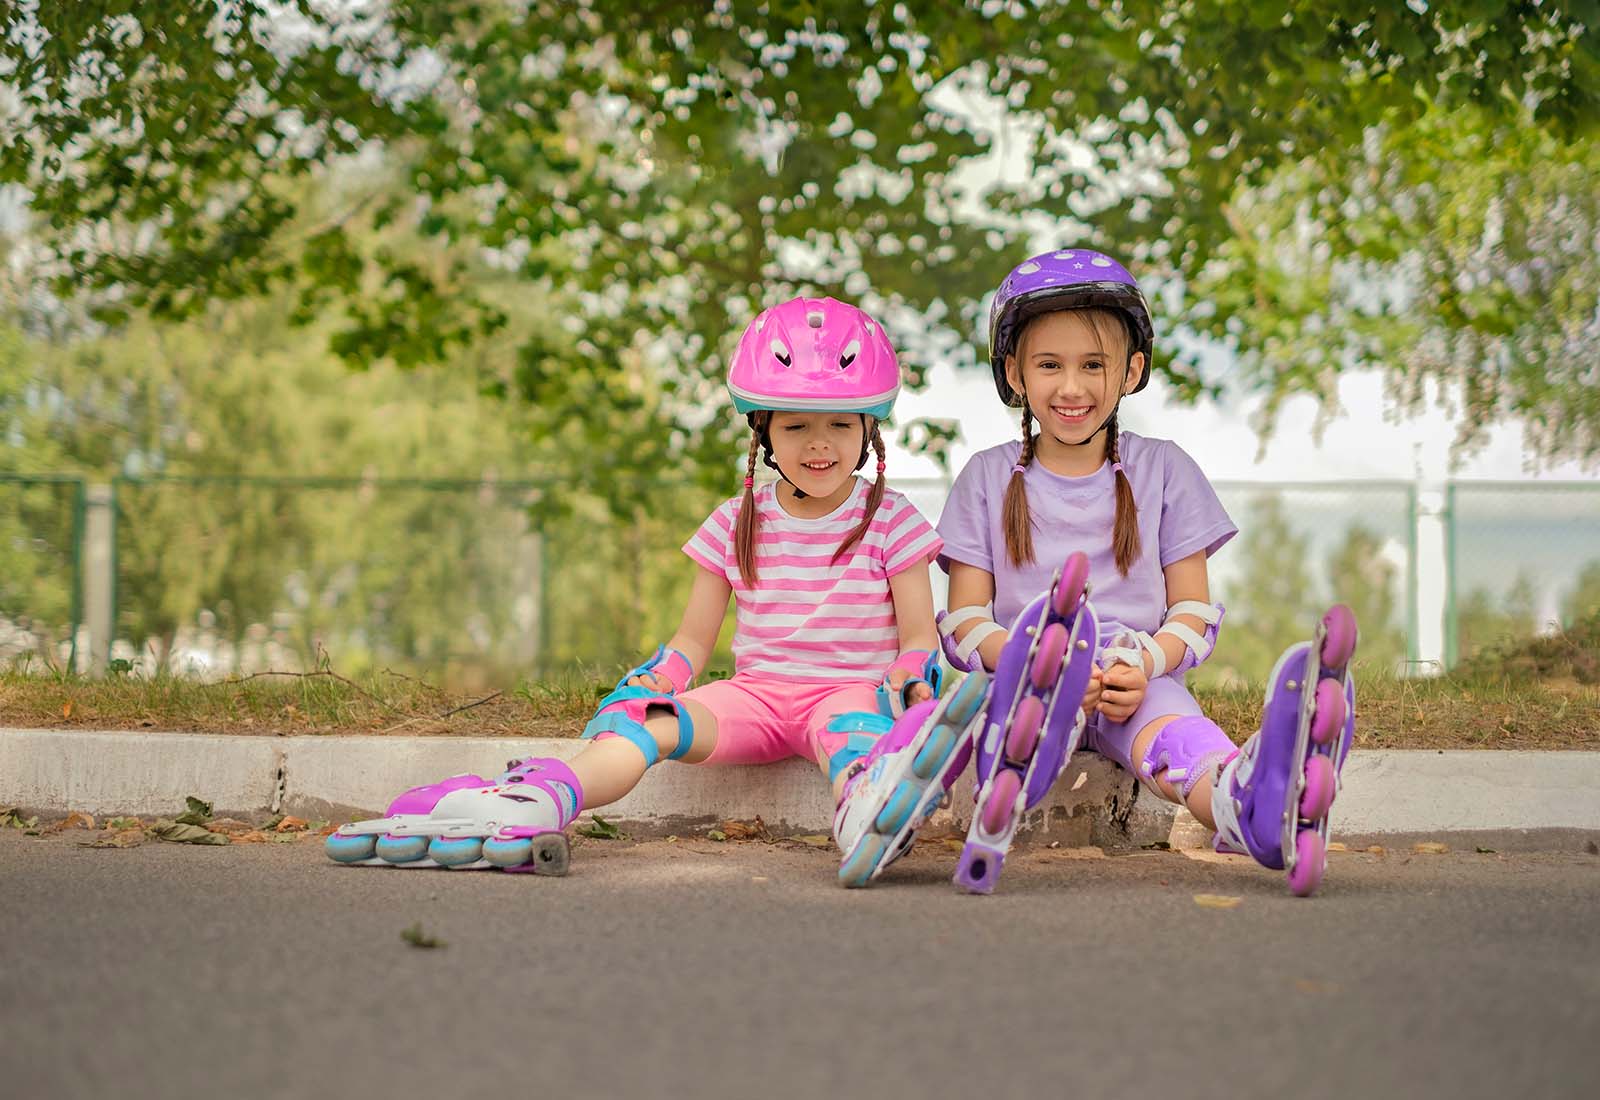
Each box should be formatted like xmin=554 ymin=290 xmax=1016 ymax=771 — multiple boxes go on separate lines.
xmin=2 ymin=474 xmax=1595 ymax=685
xmin=0 ymin=475 xmax=84 ymax=668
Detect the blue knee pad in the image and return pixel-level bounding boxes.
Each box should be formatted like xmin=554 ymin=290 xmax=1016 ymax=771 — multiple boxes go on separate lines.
xmin=581 ymin=687 xmax=695 ymax=768
xmin=1139 ymin=715 xmax=1237 ymax=800
xmin=824 ymin=711 xmax=894 ymax=783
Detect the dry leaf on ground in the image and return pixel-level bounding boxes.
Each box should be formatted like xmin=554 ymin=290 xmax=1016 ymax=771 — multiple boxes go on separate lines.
xmin=717 ymin=817 xmax=772 ymax=842
xmin=150 ymin=820 xmax=230 ymax=845
xmin=1413 ymin=842 xmax=1449 ymax=854
xmin=79 ymin=828 xmax=146 ymax=849
xmin=1326 ymin=842 xmax=1349 ymax=852
xmin=1194 ymin=894 xmax=1242 ymax=909
xmin=204 ymin=817 xmax=257 ymax=836
xmin=273 ymin=816 xmax=310 ymax=832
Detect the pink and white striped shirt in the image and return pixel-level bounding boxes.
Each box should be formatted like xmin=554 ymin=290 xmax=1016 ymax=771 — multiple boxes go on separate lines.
xmin=683 ymin=480 xmax=944 ymax=683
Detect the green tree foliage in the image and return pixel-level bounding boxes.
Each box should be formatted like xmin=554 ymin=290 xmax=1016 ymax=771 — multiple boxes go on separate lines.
xmin=1198 ymin=494 xmax=1319 ymax=685
xmin=1326 ymin=524 xmax=1406 ymax=672
xmin=1563 ymin=561 xmax=1600 ymax=627
xmin=5 ymin=0 xmax=1597 ymax=488
xmin=1456 ymin=572 xmax=1541 ymax=662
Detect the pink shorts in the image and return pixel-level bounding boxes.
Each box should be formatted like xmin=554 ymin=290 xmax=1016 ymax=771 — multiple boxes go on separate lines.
xmin=680 ymin=674 xmax=881 ymax=769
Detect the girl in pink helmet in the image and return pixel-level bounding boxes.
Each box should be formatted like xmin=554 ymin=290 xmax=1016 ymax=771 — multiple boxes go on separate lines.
xmin=935 ymin=249 xmax=1359 ymax=897
xmin=327 ymin=297 xmax=990 ymax=886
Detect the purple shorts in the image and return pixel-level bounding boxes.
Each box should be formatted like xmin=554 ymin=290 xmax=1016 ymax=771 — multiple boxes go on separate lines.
xmin=1082 ymin=671 xmax=1203 ymax=772
xmin=680 ymin=674 xmax=881 ymax=770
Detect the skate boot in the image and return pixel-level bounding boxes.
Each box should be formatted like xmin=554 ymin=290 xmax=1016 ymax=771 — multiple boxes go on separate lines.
xmin=833 ymin=669 xmax=990 ymax=888
xmin=1211 ymin=604 xmax=1358 ymax=897
xmin=954 ymin=550 xmax=1098 ymax=894
xmin=324 ymin=756 xmax=579 ymax=875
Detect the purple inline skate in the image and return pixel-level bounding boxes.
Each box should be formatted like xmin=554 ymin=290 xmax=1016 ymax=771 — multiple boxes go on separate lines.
xmin=954 ymin=550 xmax=1099 ymax=894
xmin=324 ymin=757 xmax=576 ymax=875
xmin=1211 ymin=605 xmax=1359 ymax=897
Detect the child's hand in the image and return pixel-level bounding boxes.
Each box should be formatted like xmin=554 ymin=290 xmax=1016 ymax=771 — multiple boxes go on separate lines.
xmin=886 ymin=668 xmax=934 ymax=706
xmin=1081 ymin=664 xmax=1104 ymax=714
xmin=626 ymin=671 xmax=674 ymax=694
xmin=1096 ymin=660 xmax=1148 ymax=724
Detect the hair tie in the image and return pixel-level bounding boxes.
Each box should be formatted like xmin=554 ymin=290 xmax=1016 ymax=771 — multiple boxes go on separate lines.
xmin=1111 ymin=461 xmax=1123 ymax=476
xmin=743 ymin=476 xmax=755 ymax=489
xmin=876 ymin=459 xmax=886 ymax=476
xmin=1012 ymin=463 xmax=1026 ymax=475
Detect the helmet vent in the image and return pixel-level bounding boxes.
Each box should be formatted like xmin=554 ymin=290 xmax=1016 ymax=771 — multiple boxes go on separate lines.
xmin=839 ymin=339 xmax=860 ymax=368
xmin=805 ymin=310 xmax=825 ymax=328
xmin=769 ymin=339 xmax=791 ymax=366
xmin=1017 ymin=261 xmax=1041 ymax=274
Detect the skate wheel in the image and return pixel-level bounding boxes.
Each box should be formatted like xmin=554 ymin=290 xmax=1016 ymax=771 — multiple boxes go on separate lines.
xmin=1005 ymin=695 xmax=1044 ymax=764
xmin=839 ymin=835 xmax=887 ymax=888
xmin=911 ymin=725 xmax=957 ymax=781
xmin=1050 ymin=551 xmax=1090 ymax=619
xmin=1287 ymin=830 xmax=1326 ymax=897
xmin=1319 ymin=604 xmax=1358 ymax=671
xmin=375 ymin=834 xmax=430 ymax=864
xmin=1030 ymin=622 xmax=1069 ymax=691
xmin=325 ymin=833 xmax=377 ymax=863
xmin=978 ymin=768 xmax=1023 ymax=837
xmin=528 ymin=834 xmax=571 ymax=876
xmin=1299 ymin=754 xmax=1337 ymax=821
xmin=482 ymin=836 xmax=533 ymax=867
xmin=428 ymin=836 xmax=484 ymax=867
xmin=1309 ymin=678 xmax=1347 ymax=745
xmin=875 ymin=779 xmax=920 ymax=836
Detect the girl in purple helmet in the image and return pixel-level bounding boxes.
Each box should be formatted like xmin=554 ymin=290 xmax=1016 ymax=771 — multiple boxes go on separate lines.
xmin=935 ymin=249 xmax=1359 ymax=896
xmin=327 ymin=297 xmax=990 ymax=886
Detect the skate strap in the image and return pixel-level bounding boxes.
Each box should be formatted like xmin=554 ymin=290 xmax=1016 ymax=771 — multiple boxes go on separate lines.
xmin=825 ymin=711 xmax=895 ymax=782
xmin=1156 ymin=601 xmax=1225 ymax=675
xmin=617 ymin=644 xmax=696 ymax=695
xmin=938 ymin=605 xmax=1002 ymax=672
xmin=582 ymin=687 xmax=695 ymax=764
xmin=877 ymin=649 xmax=943 ymax=718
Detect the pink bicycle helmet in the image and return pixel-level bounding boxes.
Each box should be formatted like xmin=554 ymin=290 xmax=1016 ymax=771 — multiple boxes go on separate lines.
xmin=727 ymin=297 xmax=900 ymax=420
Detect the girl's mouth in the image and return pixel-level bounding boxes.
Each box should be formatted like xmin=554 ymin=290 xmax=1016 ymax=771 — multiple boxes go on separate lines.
xmin=1049 ymin=404 xmax=1095 ymax=426
xmin=800 ymin=460 xmax=838 ymax=474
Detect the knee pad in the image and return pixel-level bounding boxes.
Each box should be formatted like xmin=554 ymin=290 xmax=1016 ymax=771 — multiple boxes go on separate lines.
xmin=823 ymin=711 xmax=895 ymax=783
xmin=1139 ymin=715 xmax=1238 ymax=800
xmin=582 ymin=687 xmax=694 ymax=767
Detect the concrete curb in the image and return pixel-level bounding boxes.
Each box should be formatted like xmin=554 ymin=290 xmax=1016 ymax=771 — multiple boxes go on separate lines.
xmin=3 ymin=730 xmax=1598 ymax=848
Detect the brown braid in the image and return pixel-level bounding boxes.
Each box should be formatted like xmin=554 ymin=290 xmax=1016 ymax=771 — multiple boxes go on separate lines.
xmin=1107 ymin=407 xmax=1141 ymax=576
xmin=1001 ymin=405 xmax=1037 ymax=568
xmin=735 ymin=413 xmax=768 ymax=587
xmin=833 ymin=419 xmax=887 ymax=563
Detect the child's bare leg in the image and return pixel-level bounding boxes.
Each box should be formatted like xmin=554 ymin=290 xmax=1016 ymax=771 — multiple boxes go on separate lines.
xmin=571 ymin=700 xmax=719 ymax=806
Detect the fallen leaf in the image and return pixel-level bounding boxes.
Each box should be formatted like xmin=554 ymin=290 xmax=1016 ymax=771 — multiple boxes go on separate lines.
xmin=575 ymin=815 xmax=626 ymax=840
xmin=1475 ymin=845 xmax=1497 ymax=854
xmin=1194 ymin=894 xmax=1242 ymax=909
xmin=1326 ymin=841 xmax=1349 ymax=852
xmin=105 ymin=816 xmax=142 ymax=830
xmin=1412 ymin=842 xmax=1449 ymax=855
xmin=776 ymin=834 xmax=833 ymax=849
xmin=273 ymin=815 xmax=310 ymax=833
xmin=174 ymin=796 xmax=215 ymax=827
xmin=150 ymin=820 xmax=230 ymax=845
xmin=939 ymin=837 xmax=965 ymax=853
xmin=228 ymin=830 xmax=273 ymax=844
xmin=400 ymin=923 xmax=445 ymax=949
xmin=1366 ymin=845 xmax=1387 ymax=855
xmin=61 ymin=700 xmax=74 ymax=718
xmin=1070 ymin=771 xmax=1088 ymax=791
xmin=79 ymin=828 xmax=146 ymax=849
xmin=718 ymin=817 xmax=772 ymax=842
xmin=706 ymin=829 xmax=728 ymax=842
xmin=1 ymin=808 xmax=39 ymax=830
xmin=751 ymin=876 xmax=769 ymax=883
xmin=204 ymin=817 xmax=256 ymax=836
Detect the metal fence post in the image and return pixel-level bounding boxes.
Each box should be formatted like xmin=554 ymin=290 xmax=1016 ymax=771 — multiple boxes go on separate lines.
xmin=81 ymin=483 xmax=115 ymax=676
xmin=1444 ymin=483 xmax=1459 ymax=668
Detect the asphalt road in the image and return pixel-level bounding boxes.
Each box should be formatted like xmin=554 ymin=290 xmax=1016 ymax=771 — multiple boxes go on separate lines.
xmin=3 ymin=830 xmax=1597 ymax=1100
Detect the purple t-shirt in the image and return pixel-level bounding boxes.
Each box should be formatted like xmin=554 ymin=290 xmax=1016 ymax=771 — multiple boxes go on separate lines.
xmin=936 ymin=432 xmax=1237 ymax=639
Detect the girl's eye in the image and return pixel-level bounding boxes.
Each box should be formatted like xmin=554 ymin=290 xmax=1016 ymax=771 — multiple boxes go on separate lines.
xmin=784 ymin=423 xmax=804 ymax=431
xmin=831 ymin=421 xmax=853 ymax=430
xmin=1038 ymin=360 xmax=1059 ymax=371
xmin=1084 ymin=360 xmax=1104 ymax=371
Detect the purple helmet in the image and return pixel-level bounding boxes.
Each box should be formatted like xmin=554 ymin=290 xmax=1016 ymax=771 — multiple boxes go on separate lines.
xmin=987 ymin=249 xmax=1155 ymax=407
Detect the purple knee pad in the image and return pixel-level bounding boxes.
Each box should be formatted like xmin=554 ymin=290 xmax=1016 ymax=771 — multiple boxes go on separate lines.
xmin=1139 ymin=715 xmax=1238 ymax=800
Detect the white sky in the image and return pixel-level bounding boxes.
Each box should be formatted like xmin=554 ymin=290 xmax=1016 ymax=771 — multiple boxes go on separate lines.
xmin=884 ymin=362 xmax=1599 ymax=486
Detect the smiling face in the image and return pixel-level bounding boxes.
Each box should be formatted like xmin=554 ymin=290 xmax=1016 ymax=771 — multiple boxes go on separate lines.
xmin=1004 ymin=309 xmax=1146 ymax=450
xmin=766 ymin=410 xmax=865 ymax=502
